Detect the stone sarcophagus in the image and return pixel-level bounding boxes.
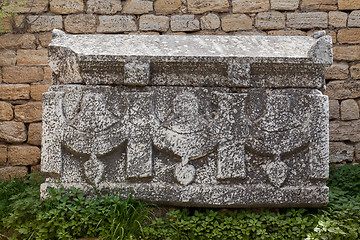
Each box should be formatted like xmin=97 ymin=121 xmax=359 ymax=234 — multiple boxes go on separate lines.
xmin=41 ymin=29 xmax=332 ymax=207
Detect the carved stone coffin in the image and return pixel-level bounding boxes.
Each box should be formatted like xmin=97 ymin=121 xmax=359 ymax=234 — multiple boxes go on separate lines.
xmin=41 ymin=29 xmax=332 ymax=207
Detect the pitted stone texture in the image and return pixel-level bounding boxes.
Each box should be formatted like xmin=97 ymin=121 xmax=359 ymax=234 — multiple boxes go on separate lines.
xmin=87 ymin=0 xmax=122 ymax=14
xmin=188 ymin=0 xmax=229 ymax=14
xmin=270 ymin=0 xmax=298 ymax=10
xmin=286 ymin=12 xmax=328 ymax=29
xmin=350 ymin=64 xmax=360 ymax=79
xmin=221 ymin=14 xmax=252 ymax=32
xmin=43 ymin=32 xmax=331 ymax=207
xmin=64 ymin=14 xmax=97 ymax=34
xmin=325 ymin=62 xmax=349 ymax=80
xmin=0 ymin=102 xmax=13 ymax=121
xmin=154 ymin=0 xmax=182 ymax=14
xmin=200 ymin=13 xmax=221 ymax=30
xmin=0 ymin=167 xmax=28 ymax=181
xmin=0 ymin=121 xmax=27 ymax=144
xmin=122 ymin=0 xmax=153 ymax=14
xmin=139 ymin=15 xmax=170 ymax=32
xmin=97 ymin=16 xmax=137 ymax=33
xmin=27 ymin=16 xmax=63 ymax=32
xmin=338 ymin=0 xmax=360 ymax=10
xmin=341 ymin=99 xmax=359 ymax=120
xmin=171 ymin=15 xmax=200 ymax=32
xmin=0 ymin=84 xmax=30 ymax=100
xmin=329 ymin=100 xmax=340 ymax=120
xmin=255 ymin=12 xmax=285 ymax=30
xmin=50 ymin=0 xmax=84 ymax=14
xmin=301 ymin=0 xmax=337 ymax=11
xmin=329 ymin=11 xmax=348 ymax=28
xmin=329 ymin=142 xmax=354 ymax=163
xmin=348 ymin=11 xmax=360 ymax=27
xmin=233 ymin=0 xmax=270 ymax=13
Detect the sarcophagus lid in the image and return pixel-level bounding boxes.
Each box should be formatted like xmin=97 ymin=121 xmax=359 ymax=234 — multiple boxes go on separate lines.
xmin=41 ymin=29 xmax=331 ymax=207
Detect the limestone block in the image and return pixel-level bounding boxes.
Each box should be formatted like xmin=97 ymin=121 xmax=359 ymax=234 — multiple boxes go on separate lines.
xmin=287 ymin=12 xmax=328 ymax=29
xmin=0 ymin=167 xmax=28 ymax=181
xmin=38 ymin=33 xmax=53 ymax=48
xmin=348 ymin=11 xmax=360 ymax=27
xmin=333 ymin=46 xmax=360 ymax=61
xmin=188 ymin=0 xmax=229 ymax=14
xmin=325 ymin=62 xmax=349 ymax=80
xmin=268 ymin=30 xmax=306 ymax=36
xmin=17 ymin=49 xmax=48 ymax=65
xmin=255 ymin=12 xmax=285 ymax=30
xmin=0 ymin=84 xmax=30 ymax=100
xmin=87 ymin=0 xmax=122 ymax=14
xmin=0 ymin=145 xmax=6 ymax=163
xmin=171 ymin=15 xmax=200 ymax=32
xmin=329 ymin=142 xmax=354 ymax=163
xmin=329 ymin=11 xmax=348 ymax=28
xmin=0 ymin=50 xmax=16 ymax=66
xmin=97 ymin=16 xmax=137 ymax=33
xmin=50 ymin=0 xmax=84 ymax=14
xmin=43 ymin=67 xmax=53 ymax=84
xmin=139 ymin=15 xmax=170 ymax=32
xmin=329 ymin=100 xmax=340 ymax=120
xmin=221 ymin=14 xmax=252 ymax=32
xmin=2 ymin=66 xmax=44 ymax=84
xmin=301 ymin=0 xmax=337 ymax=11
xmin=200 ymin=13 xmax=221 ymax=30
xmin=0 ymin=121 xmax=27 ymax=143
xmin=28 ymin=123 xmax=42 ymax=146
xmin=330 ymin=120 xmax=360 ymax=142
xmin=42 ymin=31 xmax=332 ymax=207
xmin=27 ymin=16 xmax=63 ymax=33
xmin=0 ymin=102 xmax=13 ymax=121
xmin=122 ymin=0 xmax=153 ymax=14
xmin=325 ymin=81 xmax=360 ymax=100
xmin=339 ymin=0 xmax=360 ymax=10
xmin=338 ymin=29 xmax=360 ymax=44
xmin=270 ymin=0 xmax=298 ymax=10
xmin=15 ymin=102 xmax=42 ymax=123
xmin=341 ymin=99 xmax=359 ymax=120
xmin=355 ymin=143 xmax=360 ymax=161
xmin=10 ymin=0 xmax=48 ymax=13
xmin=233 ymin=0 xmax=270 ymax=13
xmin=64 ymin=14 xmax=97 ymax=34
xmin=8 ymin=145 xmax=40 ymax=166
xmin=350 ymin=64 xmax=360 ymax=79
xmin=0 ymin=34 xmax=36 ymax=49
xmin=154 ymin=0 xmax=182 ymax=14
xmin=30 ymin=84 xmax=51 ymax=101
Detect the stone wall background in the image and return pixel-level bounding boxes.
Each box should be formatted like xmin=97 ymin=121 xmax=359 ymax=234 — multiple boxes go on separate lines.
xmin=0 ymin=0 xmax=359 ymax=180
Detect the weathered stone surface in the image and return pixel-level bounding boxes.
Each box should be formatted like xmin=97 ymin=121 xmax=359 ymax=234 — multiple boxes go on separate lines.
xmin=329 ymin=11 xmax=348 ymax=28
xmin=268 ymin=30 xmax=306 ymax=36
xmin=330 ymin=120 xmax=360 ymax=142
xmin=333 ymin=46 xmax=360 ymax=61
xmin=30 ymin=84 xmax=51 ymax=101
xmin=325 ymin=62 xmax=349 ymax=80
xmin=356 ymin=143 xmax=360 ymax=161
xmin=339 ymin=0 xmax=360 ymax=10
xmin=43 ymin=67 xmax=53 ymax=84
xmin=14 ymin=102 xmax=42 ymax=123
xmin=28 ymin=123 xmax=42 ymax=146
xmin=42 ymin=31 xmax=332 ymax=207
xmin=27 ymin=16 xmax=63 ymax=32
xmin=270 ymin=0 xmax=298 ymax=10
xmin=31 ymin=165 xmax=41 ymax=173
xmin=329 ymin=142 xmax=354 ymax=163
xmin=348 ymin=11 xmax=360 ymax=27
xmin=233 ymin=0 xmax=270 ymax=13
xmin=154 ymin=0 xmax=182 ymax=14
xmin=325 ymin=81 xmax=360 ymax=100
xmin=350 ymin=64 xmax=360 ymax=79
xmin=2 ymin=66 xmax=44 ymax=84
xmin=301 ymin=0 xmax=337 ymax=10
xmin=200 ymin=13 xmax=221 ymax=30
xmin=8 ymin=145 xmax=40 ymax=166
xmin=0 ymin=102 xmax=13 ymax=121
xmin=0 ymin=84 xmax=30 ymax=100
xmin=222 ymin=14 xmax=252 ymax=32
xmin=341 ymin=99 xmax=359 ymax=120
xmin=64 ymin=14 xmax=97 ymax=33
xmin=0 ymin=34 xmax=36 ymax=49
xmin=338 ymin=29 xmax=360 ymax=44
xmin=17 ymin=49 xmax=48 ymax=65
xmin=122 ymin=0 xmax=153 ymax=14
xmin=0 ymin=145 xmax=6 ymax=163
xmin=0 ymin=50 xmax=16 ymax=66
xmin=287 ymin=12 xmax=328 ymax=29
xmin=171 ymin=15 xmax=200 ymax=32
xmin=0 ymin=121 xmax=27 ymax=143
xmin=0 ymin=167 xmax=28 ymax=181
xmin=139 ymin=15 xmax=169 ymax=32
xmin=87 ymin=0 xmax=122 ymax=14
xmin=329 ymin=100 xmax=340 ymax=120
xmin=97 ymin=16 xmax=137 ymax=33
xmin=50 ymin=0 xmax=84 ymax=14
xmin=10 ymin=0 xmax=48 ymax=13
xmin=38 ymin=33 xmax=53 ymax=48
xmin=255 ymin=12 xmax=285 ymax=30
xmin=188 ymin=0 xmax=229 ymax=14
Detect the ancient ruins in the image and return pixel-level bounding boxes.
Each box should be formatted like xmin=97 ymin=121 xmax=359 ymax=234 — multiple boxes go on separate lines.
xmin=41 ymin=29 xmax=332 ymax=207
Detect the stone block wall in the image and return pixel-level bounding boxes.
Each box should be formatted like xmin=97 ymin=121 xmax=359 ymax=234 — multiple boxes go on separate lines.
xmin=0 ymin=0 xmax=359 ymax=180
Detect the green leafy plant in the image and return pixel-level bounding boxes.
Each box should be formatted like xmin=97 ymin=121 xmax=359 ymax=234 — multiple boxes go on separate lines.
xmin=0 ymin=0 xmax=24 ymax=33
